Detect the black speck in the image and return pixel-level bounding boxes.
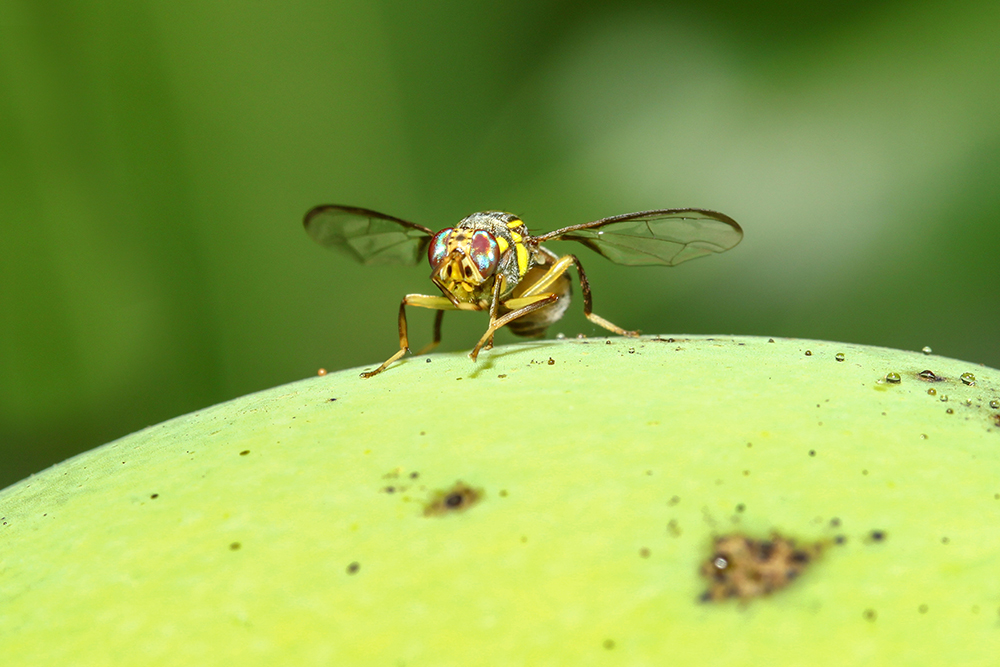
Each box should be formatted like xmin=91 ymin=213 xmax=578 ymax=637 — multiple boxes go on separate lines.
xmin=229 ymin=542 xmax=242 ymax=551
xmin=328 ymin=397 xmax=338 ymax=402
xmin=150 ymin=493 xmax=159 ymax=499
xmin=808 ymin=450 xmax=816 ymax=457
xmin=869 ymin=530 xmax=886 ymax=542
xmin=426 ymin=358 xmax=432 ymax=363
xmin=347 ymin=561 xmax=360 ymax=575
xmin=239 ymin=450 xmax=250 ymax=456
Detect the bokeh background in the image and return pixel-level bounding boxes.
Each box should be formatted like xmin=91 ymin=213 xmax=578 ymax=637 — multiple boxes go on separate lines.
xmin=2 ymin=1 xmax=998 ymax=489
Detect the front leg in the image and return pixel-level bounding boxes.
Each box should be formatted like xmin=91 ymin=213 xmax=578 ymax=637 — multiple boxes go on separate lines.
xmin=361 ymin=294 xmax=460 ymax=378
xmin=469 ymin=293 xmax=559 ymax=362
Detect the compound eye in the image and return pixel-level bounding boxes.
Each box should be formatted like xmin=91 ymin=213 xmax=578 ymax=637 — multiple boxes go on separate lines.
xmin=428 ymin=228 xmax=454 ymax=268
xmin=469 ymin=230 xmax=500 ymax=278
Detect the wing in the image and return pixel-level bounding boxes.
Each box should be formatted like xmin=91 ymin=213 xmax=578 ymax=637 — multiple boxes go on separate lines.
xmin=303 ymin=205 xmax=435 ymax=266
xmin=534 ymin=209 xmax=743 ymax=267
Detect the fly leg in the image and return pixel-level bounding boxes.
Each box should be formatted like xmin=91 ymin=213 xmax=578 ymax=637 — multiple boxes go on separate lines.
xmin=416 ymin=310 xmax=446 ymax=355
xmin=480 ymin=275 xmax=506 ymax=353
xmin=513 ymin=254 xmax=639 ymax=338
xmin=361 ymin=294 xmax=460 ymax=378
xmin=469 ymin=293 xmax=560 ymax=361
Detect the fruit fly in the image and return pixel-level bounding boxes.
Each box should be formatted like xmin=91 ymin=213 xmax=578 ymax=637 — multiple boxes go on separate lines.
xmin=304 ymin=205 xmax=742 ymax=377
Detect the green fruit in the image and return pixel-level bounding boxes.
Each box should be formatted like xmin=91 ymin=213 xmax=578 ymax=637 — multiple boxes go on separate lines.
xmin=2 ymin=336 xmax=998 ymax=665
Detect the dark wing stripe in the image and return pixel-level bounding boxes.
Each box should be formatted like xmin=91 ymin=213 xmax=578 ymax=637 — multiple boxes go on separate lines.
xmin=303 ymin=205 xmax=434 ymax=266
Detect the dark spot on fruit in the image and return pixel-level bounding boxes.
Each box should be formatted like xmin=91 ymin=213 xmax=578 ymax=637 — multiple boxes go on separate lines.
xmin=918 ymin=604 xmax=928 ymax=614
xmin=639 ymin=547 xmax=651 ymax=558
xmin=424 ymin=481 xmax=484 ymax=516
xmin=602 ymin=639 xmax=615 ymax=650
xmin=328 ymin=397 xmax=338 ymax=402
xmin=346 ymin=561 xmax=360 ymax=575
xmin=863 ymin=609 xmax=877 ymax=622
xmin=239 ymin=450 xmax=250 ymax=456
xmin=917 ymin=370 xmax=944 ymax=382
xmin=867 ymin=530 xmax=886 ymax=543
xmin=808 ymin=450 xmax=816 ymax=457
xmin=229 ymin=542 xmax=241 ymax=551
xmin=150 ymin=493 xmax=159 ymax=499
xmin=547 ymin=357 xmax=555 ymax=365
xmin=699 ymin=532 xmax=826 ymax=602
xmin=804 ymin=350 xmax=812 ymax=356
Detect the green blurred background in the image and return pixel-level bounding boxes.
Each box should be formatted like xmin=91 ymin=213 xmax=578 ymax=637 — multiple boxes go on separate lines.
xmin=1 ymin=1 xmax=998 ymax=489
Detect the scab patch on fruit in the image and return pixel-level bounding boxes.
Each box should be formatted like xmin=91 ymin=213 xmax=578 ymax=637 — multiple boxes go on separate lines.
xmin=699 ymin=533 xmax=825 ymax=602
xmin=424 ymin=481 xmax=483 ymax=516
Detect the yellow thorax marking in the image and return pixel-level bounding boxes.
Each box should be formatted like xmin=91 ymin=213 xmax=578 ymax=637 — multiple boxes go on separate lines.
xmin=515 ymin=243 xmax=529 ymax=277
xmin=497 ymin=237 xmax=509 ymax=254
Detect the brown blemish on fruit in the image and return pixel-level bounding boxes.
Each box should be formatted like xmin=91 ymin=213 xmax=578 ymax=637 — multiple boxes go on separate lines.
xmin=424 ymin=481 xmax=483 ymax=516
xmin=917 ymin=370 xmax=945 ymax=382
xmin=346 ymin=561 xmax=360 ymax=575
xmin=699 ymin=532 xmax=826 ymax=602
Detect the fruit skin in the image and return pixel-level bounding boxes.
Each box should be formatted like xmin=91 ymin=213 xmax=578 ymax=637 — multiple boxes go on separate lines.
xmin=1 ymin=336 xmax=998 ymax=666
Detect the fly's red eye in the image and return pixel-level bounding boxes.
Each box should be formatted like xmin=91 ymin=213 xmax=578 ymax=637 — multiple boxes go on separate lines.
xmin=469 ymin=230 xmax=499 ymax=277
xmin=428 ymin=229 xmax=453 ymax=267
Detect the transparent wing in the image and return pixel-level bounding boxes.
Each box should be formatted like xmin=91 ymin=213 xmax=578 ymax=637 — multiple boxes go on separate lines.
xmin=303 ymin=205 xmax=434 ymax=265
xmin=534 ymin=209 xmax=743 ymax=267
